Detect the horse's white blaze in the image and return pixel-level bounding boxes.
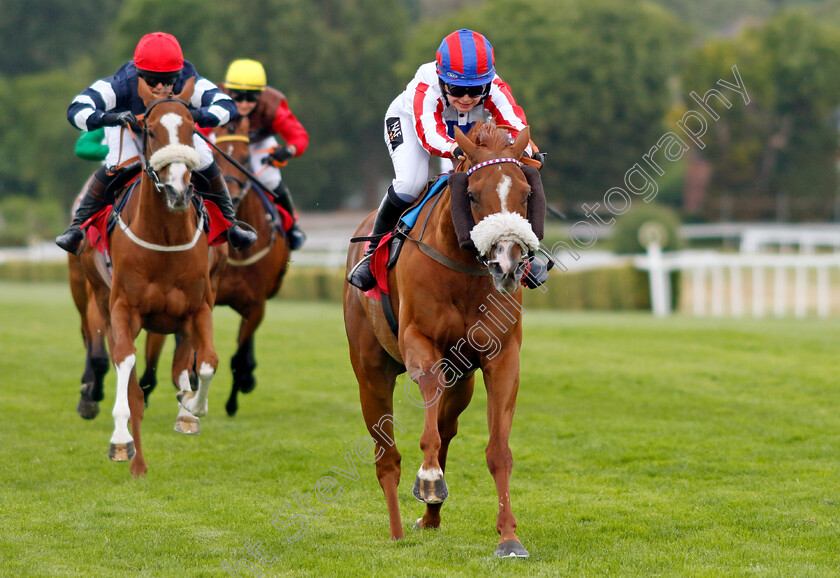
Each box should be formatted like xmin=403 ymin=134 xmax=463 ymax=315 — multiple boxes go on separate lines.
xmin=166 ymin=162 xmax=190 ymax=192
xmin=496 ymin=175 xmax=512 ymax=214
xmin=417 ymin=466 xmax=444 ymax=481
xmin=160 ymin=112 xmax=183 ymax=146
xmin=492 ymin=240 xmax=518 ymax=274
xmin=149 ymin=113 xmax=200 ymax=172
xmin=110 ymin=354 xmax=136 ymax=445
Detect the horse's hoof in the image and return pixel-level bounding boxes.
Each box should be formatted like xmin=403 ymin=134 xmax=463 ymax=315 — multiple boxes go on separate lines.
xmin=109 ymin=441 xmax=135 ymax=462
xmin=412 ymin=472 xmax=448 ymax=504
xmin=77 ymin=398 xmax=100 ymax=420
xmin=237 ymin=375 xmax=256 ymax=394
xmin=225 ymin=399 xmax=238 ymax=417
xmin=413 ymin=517 xmax=440 ymax=530
xmin=175 ymin=415 xmax=200 ymax=435
xmin=494 ymin=541 xmax=529 ymax=558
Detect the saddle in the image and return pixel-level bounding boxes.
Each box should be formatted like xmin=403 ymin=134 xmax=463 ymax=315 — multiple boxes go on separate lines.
xmin=81 ymin=168 xmax=230 ymax=257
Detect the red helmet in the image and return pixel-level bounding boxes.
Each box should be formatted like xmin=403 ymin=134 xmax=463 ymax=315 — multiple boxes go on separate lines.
xmin=133 ymin=32 xmax=184 ymax=73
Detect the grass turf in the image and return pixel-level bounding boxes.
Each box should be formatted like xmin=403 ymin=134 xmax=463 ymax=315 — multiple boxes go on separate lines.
xmin=0 ymin=282 xmax=838 ymax=576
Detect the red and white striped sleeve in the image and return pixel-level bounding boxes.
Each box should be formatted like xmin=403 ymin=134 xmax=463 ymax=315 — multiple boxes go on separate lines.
xmin=411 ymin=81 xmax=453 ymax=158
xmin=484 ymin=77 xmax=528 ymax=136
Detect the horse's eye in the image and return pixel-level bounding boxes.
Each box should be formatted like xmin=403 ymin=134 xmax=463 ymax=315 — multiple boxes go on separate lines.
xmin=467 ymin=192 xmax=477 ymax=204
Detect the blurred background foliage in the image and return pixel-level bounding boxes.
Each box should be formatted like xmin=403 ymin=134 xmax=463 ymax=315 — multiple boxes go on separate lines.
xmin=3 ymin=0 xmax=840 ymax=244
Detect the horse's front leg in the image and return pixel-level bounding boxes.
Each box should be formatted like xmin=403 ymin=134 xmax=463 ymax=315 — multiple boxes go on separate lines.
xmin=173 ymin=333 xmax=200 ymax=434
xmin=226 ymin=303 xmax=264 ymax=416
xmin=178 ymin=303 xmax=218 ymax=425
xmin=482 ymin=351 xmax=529 ymax=558
xmin=108 ymin=298 xmax=141 ymax=465
xmin=403 ymin=328 xmax=449 ymax=505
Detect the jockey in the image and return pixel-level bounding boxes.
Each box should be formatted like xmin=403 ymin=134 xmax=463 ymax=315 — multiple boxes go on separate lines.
xmin=222 ymin=58 xmax=309 ymax=250
xmin=57 ymin=32 xmax=257 ymax=255
xmin=348 ymin=29 xmax=547 ymax=291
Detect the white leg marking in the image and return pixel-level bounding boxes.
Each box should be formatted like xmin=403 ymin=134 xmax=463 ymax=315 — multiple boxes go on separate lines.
xmin=182 ymin=362 xmax=214 ymax=417
xmin=417 ymin=466 xmax=444 ymax=481
xmin=177 ymin=369 xmax=192 ymax=393
xmin=110 ymin=354 xmax=136 ymax=445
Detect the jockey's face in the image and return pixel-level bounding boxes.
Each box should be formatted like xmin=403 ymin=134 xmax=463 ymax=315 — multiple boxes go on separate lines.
xmin=231 ymin=90 xmax=260 ymax=117
xmin=446 ymin=93 xmax=483 ymax=113
xmin=149 ymin=82 xmax=174 ymax=99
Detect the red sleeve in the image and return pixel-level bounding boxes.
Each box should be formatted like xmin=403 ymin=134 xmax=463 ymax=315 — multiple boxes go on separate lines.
xmin=271 ymin=100 xmax=310 ymax=155
xmin=197 ymin=125 xmax=212 ymax=137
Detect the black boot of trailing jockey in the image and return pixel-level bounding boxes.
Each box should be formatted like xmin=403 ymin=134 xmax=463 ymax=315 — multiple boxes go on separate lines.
xmin=56 ymin=166 xmax=113 ymax=255
xmin=197 ymin=164 xmax=257 ymax=251
xmin=272 ymin=181 xmax=306 ymax=250
xmin=347 ymin=187 xmax=412 ymax=291
xmin=522 ymin=257 xmax=549 ymax=289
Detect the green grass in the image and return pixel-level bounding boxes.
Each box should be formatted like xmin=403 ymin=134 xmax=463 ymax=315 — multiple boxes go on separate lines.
xmin=1 ymin=282 xmax=839 ymax=576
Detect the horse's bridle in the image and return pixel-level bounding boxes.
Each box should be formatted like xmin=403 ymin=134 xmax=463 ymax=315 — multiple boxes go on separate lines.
xmin=131 ymin=97 xmax=195 ymax=196
xmin=214 ymin=133 xmax=252 ymax=208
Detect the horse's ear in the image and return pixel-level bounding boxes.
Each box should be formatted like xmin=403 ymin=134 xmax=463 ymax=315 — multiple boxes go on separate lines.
xmin=138 ymin=77 xmax=154 ymax=106
xmin=454 ymin=126 xmax=477 ymax=158
xmin=510 ymin=126 xmax=530 ymax=159
xmin=176 ymin=77 xmax=195 ymax=103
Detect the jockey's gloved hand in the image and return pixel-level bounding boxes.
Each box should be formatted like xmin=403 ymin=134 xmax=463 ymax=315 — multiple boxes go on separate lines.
xmin=532 ymin=152 xmax=547 ymax=168
xmin=265 ymin=146 xmax=294 ymax=167
xmin=102 ymin=111 xmax=141 ymax=132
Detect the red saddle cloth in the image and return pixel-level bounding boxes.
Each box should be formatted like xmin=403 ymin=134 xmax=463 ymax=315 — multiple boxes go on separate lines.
xmin=82 ymin=201 xmax=231 ymax=255
xmin=272 ymin=202 xmax=295 ymax=233
xmin=362 ymin=231 xmax=393 ymax=302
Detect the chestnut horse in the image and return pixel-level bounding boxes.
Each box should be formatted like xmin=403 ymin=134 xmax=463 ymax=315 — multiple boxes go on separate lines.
xmin=140 ymin=114 xmax=291 ymax=416
xmin=80 ymin=78 xmax=225 ymax=477
xmin=68 ymin=212 xmax=109 ymax=420
xmin=344 ymin=121 xmax=541 ymax=557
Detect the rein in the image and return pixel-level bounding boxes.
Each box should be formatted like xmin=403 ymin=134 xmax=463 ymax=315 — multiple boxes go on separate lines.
xmin=405 ymin=182 xmax=492 ymax=277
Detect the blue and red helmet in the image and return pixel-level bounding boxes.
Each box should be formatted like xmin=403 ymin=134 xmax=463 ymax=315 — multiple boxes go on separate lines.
xmin=436 ymin=29 xmax=496 ymax=87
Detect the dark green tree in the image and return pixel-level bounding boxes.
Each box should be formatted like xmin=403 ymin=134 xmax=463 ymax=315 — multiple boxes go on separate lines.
xmin=683 ymin=11 xmax=840 ymax=221
xmin=400 ymin=0 xmax=686 ymax=212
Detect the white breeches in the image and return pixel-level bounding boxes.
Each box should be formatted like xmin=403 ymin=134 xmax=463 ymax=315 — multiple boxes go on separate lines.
xmin=383 ymin=101 xmax=454 ymax=204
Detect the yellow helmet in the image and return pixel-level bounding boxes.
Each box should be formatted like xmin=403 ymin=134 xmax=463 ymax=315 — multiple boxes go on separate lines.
xmin=224 ymin=59 xmax=267 ymax=91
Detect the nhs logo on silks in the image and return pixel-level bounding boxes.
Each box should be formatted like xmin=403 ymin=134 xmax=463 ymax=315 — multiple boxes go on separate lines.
xmin=386 ymin=117 xmax=403 ymax=151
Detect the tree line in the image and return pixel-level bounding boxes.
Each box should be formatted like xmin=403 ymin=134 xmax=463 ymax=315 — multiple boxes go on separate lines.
xmin=2 ymin=0 xmax=840 ymax=244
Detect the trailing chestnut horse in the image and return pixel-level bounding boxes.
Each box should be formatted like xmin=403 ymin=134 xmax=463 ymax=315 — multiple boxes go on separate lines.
xmin=68 ymin=198 xmax=109 ymax=420
xmin=141 ymin=114 xmax=291 ymax=416
xmin=343 ymin=121 xmax=543 ymax=557
xmin=80 ymin=78 xmax=226 ymax=477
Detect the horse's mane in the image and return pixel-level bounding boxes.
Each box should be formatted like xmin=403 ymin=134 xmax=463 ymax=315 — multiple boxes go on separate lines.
xmin=466 ymin=121 xmax=509 ymax=152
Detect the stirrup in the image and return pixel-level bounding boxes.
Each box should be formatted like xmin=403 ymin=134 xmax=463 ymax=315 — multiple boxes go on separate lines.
xmin=287 ymin=225 xmax=306 ymax=251
xmin=55 ymin=227 xmax=86 ymax=256
xmin=227 ymin=220 xmax=258 ymax=251
xmin=347 ymin=253 xmax=375 ymax=290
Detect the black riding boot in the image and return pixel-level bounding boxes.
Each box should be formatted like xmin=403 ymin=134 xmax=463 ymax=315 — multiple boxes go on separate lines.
xmin=272 ymin=181 xmax=306 ymax=250
xmin=197 ymin=164 xmax=257 ymax=251
xmin=347 ymin=186 xmax=412 ymax=291
xmin=56 ymin=166 xmax=113 ymax=255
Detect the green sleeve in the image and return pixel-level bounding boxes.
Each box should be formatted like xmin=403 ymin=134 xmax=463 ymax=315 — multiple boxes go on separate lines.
xmin=74 ymin=128 xmax=108 ymax=161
